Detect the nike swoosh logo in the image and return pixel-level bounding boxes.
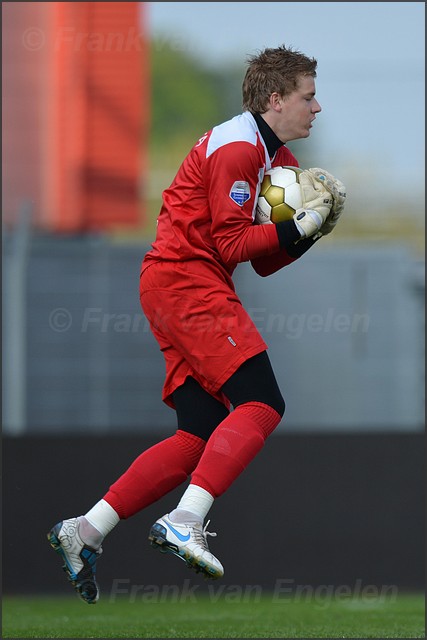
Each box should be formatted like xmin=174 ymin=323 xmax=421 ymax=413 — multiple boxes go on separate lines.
xmin=165 ymin=521 xmax=191 ymax=542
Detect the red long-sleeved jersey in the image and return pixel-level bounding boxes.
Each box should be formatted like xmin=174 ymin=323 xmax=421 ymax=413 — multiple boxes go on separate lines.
xmin=142 ymin=111 xmax=299 ymax=282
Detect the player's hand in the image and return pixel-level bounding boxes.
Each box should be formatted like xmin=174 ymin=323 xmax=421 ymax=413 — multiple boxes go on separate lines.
xmin=293 ymin=170 xmax=333 ymax=239
xmin=307 ymin=168 xmax=347 ymax=236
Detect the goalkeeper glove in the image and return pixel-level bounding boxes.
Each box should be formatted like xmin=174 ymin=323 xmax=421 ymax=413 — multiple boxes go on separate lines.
xmin=307 ymin=168 xmax=347 ymax=236
xmin=293 ymin=170 xmax=333 ymax=239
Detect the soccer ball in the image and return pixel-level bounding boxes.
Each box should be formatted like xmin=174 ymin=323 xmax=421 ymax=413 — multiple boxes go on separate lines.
xmin=256 ymin=166 xmax=304 ymax=224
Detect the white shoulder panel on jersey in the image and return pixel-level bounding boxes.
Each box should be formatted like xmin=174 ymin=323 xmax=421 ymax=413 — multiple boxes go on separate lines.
xmin=206 ymin=112 xmax=260 ymax=159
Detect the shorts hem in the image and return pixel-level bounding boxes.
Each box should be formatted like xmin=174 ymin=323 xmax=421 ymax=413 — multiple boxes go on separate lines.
xmin=161 ymin=343 xmax=267 ymax=409
xmin=209 ymin=343 xmax=268 ymax=394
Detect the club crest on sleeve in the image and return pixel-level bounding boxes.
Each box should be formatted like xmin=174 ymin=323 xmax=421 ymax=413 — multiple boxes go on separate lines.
xmin=229 ymin=181 xmax=251 ymax=206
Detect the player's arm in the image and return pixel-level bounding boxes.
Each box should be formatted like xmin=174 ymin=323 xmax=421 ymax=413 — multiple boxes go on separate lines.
xmin=250 ymin=169 xmax=333 ymax=276
xmin=205 ymin=144 xmax=331 ymax=268
xmin=206 ymin=143 xmax=282 ymax=265
xmin=250 ymin=232 xmax=319 ymax=277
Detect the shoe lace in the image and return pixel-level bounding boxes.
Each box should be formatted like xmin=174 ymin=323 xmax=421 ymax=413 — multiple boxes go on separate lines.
xmin=192 ymin=520 xmax=217 ymax=551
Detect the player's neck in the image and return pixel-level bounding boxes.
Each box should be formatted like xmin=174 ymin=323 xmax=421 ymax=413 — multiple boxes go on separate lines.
xmin=253 ymin=112 xmax=284 ymax=157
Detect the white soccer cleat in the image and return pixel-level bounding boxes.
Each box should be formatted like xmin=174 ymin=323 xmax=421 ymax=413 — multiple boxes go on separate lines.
xmin=149 ymin=514 xmax=224 ymax=579
xmin=47 ymin=517 xmax=102 ymax=604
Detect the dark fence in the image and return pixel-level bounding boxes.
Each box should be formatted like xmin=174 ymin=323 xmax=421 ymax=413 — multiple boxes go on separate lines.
xmin=3 ymin=432 xmax=424 ymax=598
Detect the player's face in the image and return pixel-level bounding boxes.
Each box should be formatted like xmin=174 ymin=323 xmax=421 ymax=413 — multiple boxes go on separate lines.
xmin=276 ymin=75 xmax=321 ymax=142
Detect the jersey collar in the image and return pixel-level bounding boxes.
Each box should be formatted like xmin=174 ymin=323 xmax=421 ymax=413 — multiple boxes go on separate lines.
xmin=252 ymin=112 xmax=284 ymax=159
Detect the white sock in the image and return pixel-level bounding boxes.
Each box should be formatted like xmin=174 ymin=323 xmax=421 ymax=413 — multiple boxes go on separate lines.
xmin=169 ymin=484 xmax=214 ymax=523
xmin=83 ymin=499 xmax=120 ymax=539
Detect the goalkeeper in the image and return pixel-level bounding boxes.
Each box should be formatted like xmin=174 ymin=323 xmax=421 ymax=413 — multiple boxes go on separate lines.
xmin=48 ymin=44 xmax=346 ymax=603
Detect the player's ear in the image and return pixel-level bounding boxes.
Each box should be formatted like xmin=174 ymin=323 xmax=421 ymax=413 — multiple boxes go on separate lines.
xmin=269 ymin=93 xmax=283 ymax=112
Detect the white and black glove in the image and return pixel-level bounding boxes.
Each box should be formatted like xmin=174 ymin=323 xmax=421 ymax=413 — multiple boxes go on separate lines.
xmin=293 ymin=170 xmax=333 ymax=239
xmin=307 ymin=167 xmax=347 ymax=236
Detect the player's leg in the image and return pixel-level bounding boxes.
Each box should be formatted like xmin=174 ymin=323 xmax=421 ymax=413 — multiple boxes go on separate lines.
xmin=190 ymin=350 xmax=284 ymax=496
xmin=101 ymin=377 xmax=228 ymax=519
xmin=141 ymin=262 xmax=285 ymax=577
xmin=148 ymin=377 xmax=230 ymax=578
xmin=150 ymin=351 xmax=285 ymax=579
xmin=47 ymin=428 xmax=206 ymax=604
xmin=47 ymin=377 xmax=227 ymax=602
xmin=47 ymin=431 xmax=207 ymax=604
xmin=171 ymin=351 xmax=284 ymax=510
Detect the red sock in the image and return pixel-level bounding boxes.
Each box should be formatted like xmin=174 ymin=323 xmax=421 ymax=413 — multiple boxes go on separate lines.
xmin=103 ymin=430 xmax=205 ymax=519
xmin=191 ymin=401 xmax=281 ymax=497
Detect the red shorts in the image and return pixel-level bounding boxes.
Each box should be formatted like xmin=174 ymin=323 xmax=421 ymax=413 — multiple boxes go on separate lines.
xmin=140 ymin=260 xmax=267 ymax=409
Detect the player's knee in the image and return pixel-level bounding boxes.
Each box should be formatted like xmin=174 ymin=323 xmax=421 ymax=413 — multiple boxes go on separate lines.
xmin=262 ymin=391 xmax=285 ymax=428
xmin=234 ymin=399 xmax=283 ymax=440
xmin=221 ymin=351 xmax=285 ymax=419
xmin=234 ymin=388 xmax=285 ymax=419
xmin=252 ymin=390 xmax=285 ymax=418
xmin=274 ymin=392 xmax=286 ymax=419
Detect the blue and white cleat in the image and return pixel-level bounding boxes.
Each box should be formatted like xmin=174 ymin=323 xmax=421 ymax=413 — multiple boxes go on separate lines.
xmin=47 ymin=518 xmax=102 ymax=604
xmin=149 ymin=514 xmax=224 ymax=579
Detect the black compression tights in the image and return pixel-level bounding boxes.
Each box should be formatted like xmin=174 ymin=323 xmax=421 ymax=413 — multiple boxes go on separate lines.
xmin=172 ymin=351 xmax=285 ymax=442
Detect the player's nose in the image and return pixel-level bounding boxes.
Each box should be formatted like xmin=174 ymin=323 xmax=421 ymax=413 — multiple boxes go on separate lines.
xmin=312 ymin=98 xmax=321 ymax=113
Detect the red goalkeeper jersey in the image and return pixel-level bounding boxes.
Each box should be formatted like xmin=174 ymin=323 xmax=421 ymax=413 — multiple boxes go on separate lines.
xmin=142 ymin=111 xmax=299 ymax=282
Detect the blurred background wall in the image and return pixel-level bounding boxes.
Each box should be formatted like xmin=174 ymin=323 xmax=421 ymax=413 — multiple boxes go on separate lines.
xmin=2 ymin=237 xmax=425 ymax=433
xmin=2 ymin=2 xmax=425 ymax=592
xmin=2 ymin=1 xmax=148 ymax=233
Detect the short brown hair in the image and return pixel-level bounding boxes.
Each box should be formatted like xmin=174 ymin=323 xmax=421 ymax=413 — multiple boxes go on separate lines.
xmin=242 ymin=45 xmax=317 ymax=113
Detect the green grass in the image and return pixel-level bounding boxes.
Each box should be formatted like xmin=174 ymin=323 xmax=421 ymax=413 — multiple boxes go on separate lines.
xmin=2 ymin=593 xmax=424 ymax=638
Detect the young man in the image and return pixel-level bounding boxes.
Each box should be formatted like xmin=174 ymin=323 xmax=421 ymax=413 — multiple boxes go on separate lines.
xmin=47 ymin=45 xmax=346 ymax=604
